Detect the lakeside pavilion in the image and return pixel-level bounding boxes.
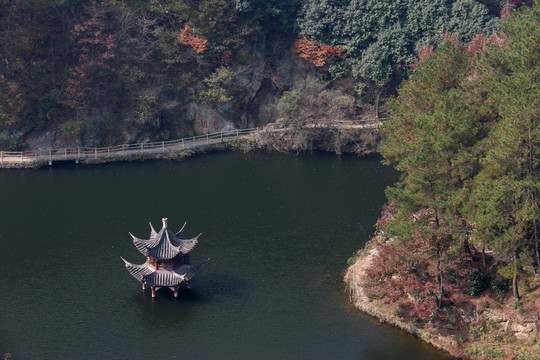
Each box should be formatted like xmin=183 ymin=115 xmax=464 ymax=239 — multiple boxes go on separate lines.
xmin=122 ymin=218 xmax=207 ymax=298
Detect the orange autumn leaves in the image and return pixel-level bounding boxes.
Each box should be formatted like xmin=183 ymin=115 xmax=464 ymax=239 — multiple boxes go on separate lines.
xmin=293 ymin=37 xmax=346 ymax=67
xmin=178 ymin=29 xmax=347 ymax=68
xmin=178 ymin=25 xmax=209 ymax=54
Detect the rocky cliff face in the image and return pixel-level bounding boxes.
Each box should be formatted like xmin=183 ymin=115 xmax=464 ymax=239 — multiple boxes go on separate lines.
xmin=21 ymin=40 xmax=299 ymax=151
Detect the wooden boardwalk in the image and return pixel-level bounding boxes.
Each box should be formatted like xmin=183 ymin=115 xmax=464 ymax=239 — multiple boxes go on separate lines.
xmin=0 ymin=128 xmax=261 ymax=167
xmin=0 ymin=120 xmax=382 ymax=168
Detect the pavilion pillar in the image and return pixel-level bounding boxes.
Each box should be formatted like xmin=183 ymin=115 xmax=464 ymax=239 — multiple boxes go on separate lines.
xmin=151 ymin=286 xmax=156 ymax=298
xmin=174 ymin=286 xmax=179 ymax=298
xmin=141 ymin=281 xmax=146 ymax=290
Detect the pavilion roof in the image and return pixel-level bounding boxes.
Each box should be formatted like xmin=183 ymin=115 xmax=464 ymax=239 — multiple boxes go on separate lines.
xmin=130 ymin=218 xmax=200 ymax=260
xmin=122 ymin=258 xmax=207 ymax=287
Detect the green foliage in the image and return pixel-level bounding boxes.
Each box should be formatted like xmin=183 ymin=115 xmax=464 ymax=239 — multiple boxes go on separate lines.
xmin=0 ymin=0 xmax=527 ymax=153
xmin=148 ymin=0 xmax=191 ymax=14
xmin=235 ymin=0 xmax=303 ymax=33
xmin=347 ymin=255 xmax=358 ymax=266
xmin=449 ymin=0 xmax=498 ymax=40
xmin=375 ymin=4 xmax=539 ymax=313
xmin=381 ymin=39 xmax=480 ymax=224
xmin=298 ymin=0 xmax=498 ymax=86
xmin=466 ymin=270 xmax=490 ymax=296
xmin=463 ymin=4 xmax=540 ymax=298
xmin=491 ymin=277 xmax=510 ymax=297
xmin=60 ymin=120 xmax=86 ymax=138
xmin=477 ymin=0 xmax=505 ymax=16
xmin=511 ymin=298 xmax=523 ymax=312
xmin=277 ymin=89 xmax=302 ymax=128
xmin=117 ymin=65 xmax=146 ymax=85
xmin=466 ymin=345 xmax=506 ymax=358
xmin=199 ymin=67 xmax=235 ymax=106
xmin=2 ymin=134 xmax=23 ymax=151
xmin=135 ymin=88 xmax=160 ymax=125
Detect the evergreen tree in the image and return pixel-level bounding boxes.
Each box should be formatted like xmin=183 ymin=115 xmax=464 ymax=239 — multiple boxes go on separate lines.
xmin=464 ymin=3 xmax=539 ymax=300
xmin=297 ymin=0 xmax=498 ymax=88
xmin=376 ymin=3 xmax=538 ymax=308
xmin=380 ymin=39 xmax=485 ymax=312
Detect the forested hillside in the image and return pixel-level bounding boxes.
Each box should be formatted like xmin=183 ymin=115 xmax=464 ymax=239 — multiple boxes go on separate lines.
xmin=0 ymin=0 xmax=521 ymax=150
xmin=352 ymin=4 xmax=539 ymax=358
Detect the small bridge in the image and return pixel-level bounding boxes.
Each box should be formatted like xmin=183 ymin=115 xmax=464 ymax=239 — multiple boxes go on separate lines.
xmin=0 ymin=120 xmax=382 ymax=168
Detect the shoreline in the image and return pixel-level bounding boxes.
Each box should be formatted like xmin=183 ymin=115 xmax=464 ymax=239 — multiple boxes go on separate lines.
xmin=345 ymin=240 xmax=540 ymax=359
xmin=345 ymin=245 xmax=461 ymax=358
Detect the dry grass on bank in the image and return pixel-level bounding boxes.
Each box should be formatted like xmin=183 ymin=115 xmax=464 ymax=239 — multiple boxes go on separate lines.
xmin=346 ymin=243 xmax=540 ymax=360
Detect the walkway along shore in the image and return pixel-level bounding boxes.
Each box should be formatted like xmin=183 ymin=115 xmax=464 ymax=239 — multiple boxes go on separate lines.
xmin=0 ymin=121 xmax=381 ymax=168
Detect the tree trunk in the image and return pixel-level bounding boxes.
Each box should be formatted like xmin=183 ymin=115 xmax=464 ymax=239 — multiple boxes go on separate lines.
xmin=482 ymin=243 xmax=486 ymax=268
xmin=513 ymin=251 xmax=520 ymax=300
xmin=374 ymin=89 xmax=381 ymax=119
xmin=526 ymin=126 xmax=539 ymax=273
xmin=437 ymin=242 xmax=443 ymax=310
xmin=463 ymin=237 xmax=472 ymax=257
xmin=512 ymin=272 xmax=520 ymax=300
xmin=535 ymin=221 xmax=539 ymax=274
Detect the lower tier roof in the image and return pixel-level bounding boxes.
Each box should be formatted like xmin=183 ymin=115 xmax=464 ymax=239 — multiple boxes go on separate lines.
xmin=122 ymin=258 xmax=207 ymax=287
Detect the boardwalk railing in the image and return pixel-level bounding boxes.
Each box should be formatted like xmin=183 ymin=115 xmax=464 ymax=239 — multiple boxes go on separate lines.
xmin=0 ymin=127 xmax=261 ymax=166
xmin=0 ymin=119 xmax=384 ymax=166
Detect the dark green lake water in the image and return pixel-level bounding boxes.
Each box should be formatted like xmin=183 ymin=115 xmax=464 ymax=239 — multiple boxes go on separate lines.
xmin=0 ymin=152 xmax=453 ymax=359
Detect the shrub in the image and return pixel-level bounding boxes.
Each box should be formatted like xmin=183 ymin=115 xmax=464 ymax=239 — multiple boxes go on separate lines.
xmin=491 ymin=277 xmax=510 ymax=297
xmin=467 ymin=270 xmax=490 ymax=296
xmin=60 ymin=120 xmax=86 ymax=138
xmin=7 ymin=134 xmax=22 ymax=151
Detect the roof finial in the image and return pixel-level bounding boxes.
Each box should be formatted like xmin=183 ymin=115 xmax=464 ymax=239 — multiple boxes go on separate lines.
xmin=162 ymin=217 xmax=168 ymax=229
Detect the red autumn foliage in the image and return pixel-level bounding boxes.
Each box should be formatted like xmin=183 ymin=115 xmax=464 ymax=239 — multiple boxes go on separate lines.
xmin=466 ymin=33 xmax=489 ymax=58
xmin=442 ymin=31 xmax=462 ymax=45
xmin=64 ymin=4 xmax=117 ymax=114
xmin=502 ymin=0 xmax=533 ymax=20
xmin=293 ymin=37 xmax=346 ymax=67
xmin=364 ymin=231 xmax=471 ymax=322
xmin=179 ymin=25 xmax=209 ymax=54
xmin=364 ymin=236 xmax=441 ymax=318
xmin=501 ymin=1 xmax=516 ymax=20
xmin=376 ymin=200 xmax=398 ymax=231
xmin=413 ymin=31 xmax=506 ymax=82
xmin=0 ymin=81 xmax=25 ymax=127
xmin=467 ymin=33 xmax=506 ymax=61
xmin=410 ymin=45 xmax=435 ymax=72
xmin=221 ymin=50 xmax=232 ymax=63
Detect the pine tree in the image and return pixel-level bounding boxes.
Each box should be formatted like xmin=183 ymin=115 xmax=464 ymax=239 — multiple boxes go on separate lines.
xmin=464 ymin=4 xmax=540 ymax=300
xmin=380 ymin=39 xmax=486 ymax=312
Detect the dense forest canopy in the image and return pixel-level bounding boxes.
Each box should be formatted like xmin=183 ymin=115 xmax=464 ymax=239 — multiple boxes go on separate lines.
xmin=1 ymin=0 xmax=526 ymax=150
xmin=297 ymin=0 xmax=498 ymax=86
